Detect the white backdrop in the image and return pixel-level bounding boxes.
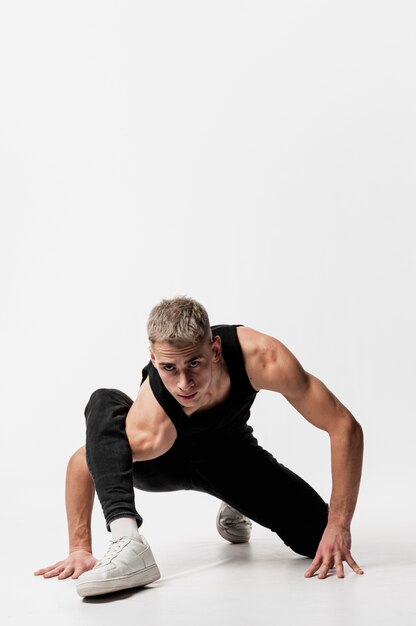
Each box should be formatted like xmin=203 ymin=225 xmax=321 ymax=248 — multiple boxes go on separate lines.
xmin=1 ymin=1 xmax=415 ymax=564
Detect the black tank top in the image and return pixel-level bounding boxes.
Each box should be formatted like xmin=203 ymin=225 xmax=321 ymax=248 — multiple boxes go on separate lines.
xmin=140 ymin=324 xmax=258 ymax=441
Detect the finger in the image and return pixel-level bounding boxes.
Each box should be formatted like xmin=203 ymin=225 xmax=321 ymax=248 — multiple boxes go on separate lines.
xmin=34 ymin=568 xmax=47 ymax=576
xmin=304 ymin=557 xmax=322 ymax=578
xmin=345 ymin=553 xmax=364 ymax=575
xmin=44 ymin=566 xmax=65 ymax=579
xmin=334 ymin=553 xmax=344 ymax=579
xmin=71 ymin=567 xmax=86 ymax=579
xmin=317 ymin=559 xmax=333 ymax=579
xmin=58 ymin=566 xmax=74 ymax=580
xmin=34 ymin=562 xmax=62 ymax=575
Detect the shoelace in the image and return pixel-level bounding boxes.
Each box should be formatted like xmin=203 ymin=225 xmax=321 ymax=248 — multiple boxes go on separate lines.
xmin=97 ymin=537 xmax=130 ymax=566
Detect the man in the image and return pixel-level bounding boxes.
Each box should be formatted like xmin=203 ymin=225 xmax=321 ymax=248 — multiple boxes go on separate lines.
xmin=35 ymin=296 xmax=364 ymax=596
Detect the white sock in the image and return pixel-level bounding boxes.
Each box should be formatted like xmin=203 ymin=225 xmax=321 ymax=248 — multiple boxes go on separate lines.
xmin=110 ymin=517 xmax=141 ymax=541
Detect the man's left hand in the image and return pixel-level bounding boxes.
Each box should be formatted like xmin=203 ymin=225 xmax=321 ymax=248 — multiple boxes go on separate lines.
xmin=304 ymin=523 xmax=364 ymax=579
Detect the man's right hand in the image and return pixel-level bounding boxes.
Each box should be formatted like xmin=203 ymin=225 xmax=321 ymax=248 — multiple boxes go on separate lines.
xmin=34 ymin=550 xmax=97 ymax=580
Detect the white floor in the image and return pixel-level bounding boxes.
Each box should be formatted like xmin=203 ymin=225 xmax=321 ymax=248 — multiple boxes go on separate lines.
xmin=4 ymin=514 xmax=416 ymax=626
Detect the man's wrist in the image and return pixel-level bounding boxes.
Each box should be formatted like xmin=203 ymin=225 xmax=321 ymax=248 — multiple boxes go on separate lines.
xmin=327 ymin=511 xmax=352 ymax=528
xmin=69 ymin=545 xmax=93 ymax=554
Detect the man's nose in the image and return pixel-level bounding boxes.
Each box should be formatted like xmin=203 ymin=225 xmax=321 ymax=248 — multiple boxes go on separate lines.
xmin=177 ymin=372 xmax=194 ymax=391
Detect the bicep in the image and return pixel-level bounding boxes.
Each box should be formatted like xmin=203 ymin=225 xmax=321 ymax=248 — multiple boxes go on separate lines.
xmin=244 ymin=330 xmax=351 ymax=433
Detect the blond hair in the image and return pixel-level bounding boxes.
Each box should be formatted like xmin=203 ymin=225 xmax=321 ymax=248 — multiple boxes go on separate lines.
xmin=147 ymin=296 xmax=212 ymax=346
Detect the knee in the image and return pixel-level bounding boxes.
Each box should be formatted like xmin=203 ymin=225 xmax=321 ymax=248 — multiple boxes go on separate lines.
xmin=84 ymin=388 xmax=132 ymax=423
xmin=84 ymin=388 xmax=113 ymax=418
xmin=86 ymin=387 xmax=112 ymax=405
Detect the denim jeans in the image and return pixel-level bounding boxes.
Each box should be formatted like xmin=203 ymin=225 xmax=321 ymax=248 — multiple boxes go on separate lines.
xmin=85 ymin=388 xmax=329 ymax=559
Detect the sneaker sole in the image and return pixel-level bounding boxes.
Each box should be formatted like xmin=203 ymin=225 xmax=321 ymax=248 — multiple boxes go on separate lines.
xmin=216 ymin=509 xmax=252 ymax=544
xmin=76 ymin=563 xmax=161 ymax=597
xmin=216 ymin=524 xmax=251 ymax=543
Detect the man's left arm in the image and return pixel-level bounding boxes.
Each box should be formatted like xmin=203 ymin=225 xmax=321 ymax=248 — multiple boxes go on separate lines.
xmin=238 ymin=326 xmax=364 ymax=579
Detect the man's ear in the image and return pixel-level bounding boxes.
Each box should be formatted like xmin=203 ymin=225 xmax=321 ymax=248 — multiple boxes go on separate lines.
xmin=212 ymin=335 xmax=222 ymax=362
xmin=149 ymin=346 xmax=156 ymax=365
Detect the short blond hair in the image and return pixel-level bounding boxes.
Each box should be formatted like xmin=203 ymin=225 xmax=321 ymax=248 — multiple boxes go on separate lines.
xmin=147 ymin=296 xmax=212 ymax=346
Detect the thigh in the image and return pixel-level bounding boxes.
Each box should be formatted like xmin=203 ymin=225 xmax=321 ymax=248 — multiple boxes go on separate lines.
xmin=191 ymin=437 xmax=328 ymax=558
xmin=133 ymin=439 xmax=193 ymax=493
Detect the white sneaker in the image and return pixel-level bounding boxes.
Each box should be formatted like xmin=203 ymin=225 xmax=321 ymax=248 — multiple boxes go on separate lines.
xmin=76 ymin=535 xmax=160 ymax=597
xmin=216 ymin=501 xmax=252 ymax=544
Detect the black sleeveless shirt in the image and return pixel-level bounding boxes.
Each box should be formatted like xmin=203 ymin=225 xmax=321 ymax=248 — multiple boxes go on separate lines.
xmin=140 ymin=324 xmax=259 ymax=442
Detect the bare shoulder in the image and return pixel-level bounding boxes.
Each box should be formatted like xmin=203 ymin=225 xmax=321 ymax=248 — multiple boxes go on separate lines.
xmin=133 ymin=376 xmax=164 ymax=413
xmin=236 ymin=325 xmax=286 ymax=364
xmin=236 ymin=326 xmax=307 ymax=393
xmin=125 ymin=377 xmax=176 ymax=440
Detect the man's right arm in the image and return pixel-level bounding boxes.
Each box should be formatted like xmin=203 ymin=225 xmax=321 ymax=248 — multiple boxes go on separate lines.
xmin=34 ymin=446 xmax=97 ymax=580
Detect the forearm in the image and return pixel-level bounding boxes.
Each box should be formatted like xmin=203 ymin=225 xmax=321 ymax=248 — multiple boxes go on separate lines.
xmin=327 ymin=418 xmax=364 ymax=527
xmin=65 ymin=446 xmax=95 ymax=553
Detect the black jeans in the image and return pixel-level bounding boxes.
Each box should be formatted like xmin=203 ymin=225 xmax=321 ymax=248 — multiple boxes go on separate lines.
xmin=85 ymin=388 xmax=329 ymax=559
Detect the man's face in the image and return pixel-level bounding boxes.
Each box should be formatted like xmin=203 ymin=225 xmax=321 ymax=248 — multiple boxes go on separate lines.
xmin=150 ymin=335 xmax=222 ymax=408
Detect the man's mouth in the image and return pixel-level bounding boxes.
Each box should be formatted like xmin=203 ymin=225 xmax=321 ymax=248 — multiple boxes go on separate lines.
xmin=178 ymin=391 xmax=197 ymax=400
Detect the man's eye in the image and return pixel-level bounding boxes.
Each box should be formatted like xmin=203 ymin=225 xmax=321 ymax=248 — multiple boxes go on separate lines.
xmin=163 ymin=366 xmax=175 ymax=372
xmin=189 ymin=361 xmax=199 ymax=368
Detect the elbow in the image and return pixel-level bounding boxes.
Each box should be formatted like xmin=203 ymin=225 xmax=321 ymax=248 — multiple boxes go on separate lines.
xmin=330 ymin=412 xmax=363 ymax=439
xmin=345 ymin=416 xmax=364 ymax=459
xmin=337 ymin=413 xmax=364 ymax=448
xmin=349 ymin=415 xmax=363 ymax=439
